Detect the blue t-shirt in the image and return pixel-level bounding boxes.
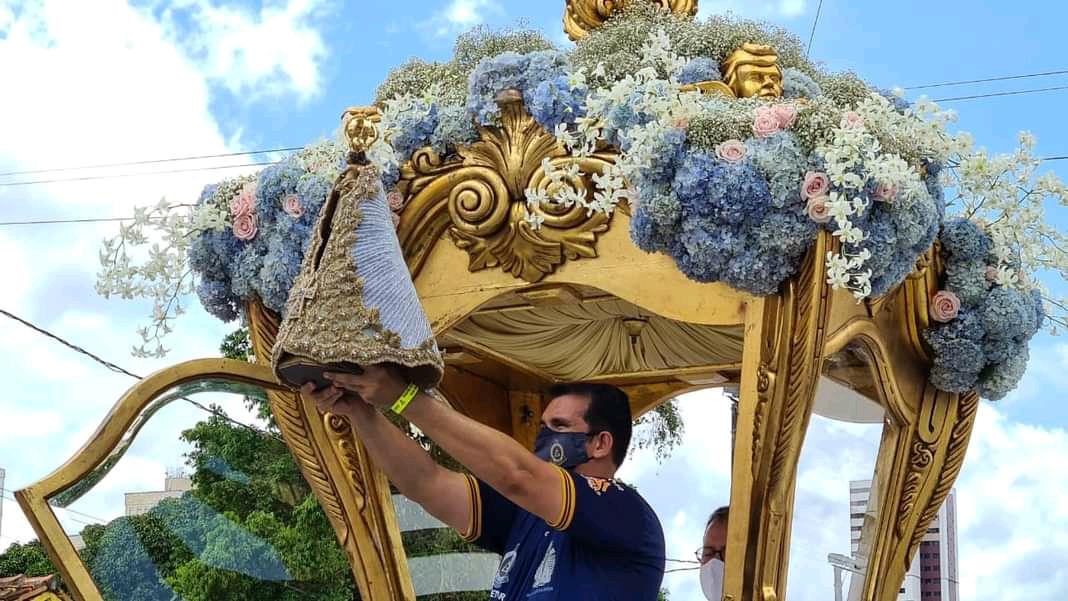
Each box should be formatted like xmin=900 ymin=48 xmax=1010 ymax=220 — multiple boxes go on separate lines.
xmin=459 ymin=467 xmax=665 ymax=600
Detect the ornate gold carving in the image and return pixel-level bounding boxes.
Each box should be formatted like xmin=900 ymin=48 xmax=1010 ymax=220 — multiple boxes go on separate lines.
xmin=906 ymin=390 xmax=979 ymax=553
xmin=722 ymin=43 xmax=783 ymax=99
xmin=342 ymin=106 xmax=381 ymax=153
xmin=396 ymin=92 xmax=617 ymax=283
xmin=247 ymin=300 xmax=416 ymax=601
xmin=563 ymin=0 xmax=698 ymax=41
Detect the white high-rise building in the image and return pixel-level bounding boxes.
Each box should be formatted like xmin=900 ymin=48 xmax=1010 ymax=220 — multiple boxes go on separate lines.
xmin=125 ymin=471 xmax=192 ymax=516
xmin=849 ymin=480 xmax=959 ymax=601
xmin=0 ymin=467 xmax=6 ymax=543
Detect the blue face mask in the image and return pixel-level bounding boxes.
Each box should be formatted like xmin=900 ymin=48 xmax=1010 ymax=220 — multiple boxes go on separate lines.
xmin=533 ymin=426 xmax=592 ymax=468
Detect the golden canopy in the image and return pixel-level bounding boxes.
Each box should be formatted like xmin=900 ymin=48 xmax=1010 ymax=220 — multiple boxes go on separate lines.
xmin=17 ymin=3 xmax=976 ymax=601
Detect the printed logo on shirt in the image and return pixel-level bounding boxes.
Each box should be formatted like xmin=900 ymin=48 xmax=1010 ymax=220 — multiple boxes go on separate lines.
xmin=494 ymin=548 xmax=517 ymax=590
xmin=532 ymin=543 xmax=556 ymax=588
xmin=584 ymin=476 xmax=611 ymax=495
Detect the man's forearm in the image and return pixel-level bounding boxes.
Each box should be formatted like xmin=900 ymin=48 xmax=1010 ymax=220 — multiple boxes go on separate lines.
xmin=343 ymin=405 xmax=444 ymax=503
xmin=402 ymin=392 xmax=551 ymax=502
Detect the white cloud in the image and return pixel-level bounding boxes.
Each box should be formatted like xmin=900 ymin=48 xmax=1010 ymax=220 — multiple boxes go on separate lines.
xmin=0 ymin=0 xmax=314 ymax=550
xmin=156 ymin=0 xmax=330 ymax=100
xmin=421 ymin=0 xmax=503 ymax=38
xmin=698 ymin=0 xmax=807 ymax=20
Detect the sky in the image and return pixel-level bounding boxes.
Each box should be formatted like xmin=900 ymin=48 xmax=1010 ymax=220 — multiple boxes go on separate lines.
xmin=1 ymin=0 xmax=1067 ymax=599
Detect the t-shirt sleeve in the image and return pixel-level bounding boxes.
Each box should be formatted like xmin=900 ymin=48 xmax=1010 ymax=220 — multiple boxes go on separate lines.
xmin=551 ymin=468 xmax=664 ymax=556
xmin=457 ymin=474 xmax=517 ymax=555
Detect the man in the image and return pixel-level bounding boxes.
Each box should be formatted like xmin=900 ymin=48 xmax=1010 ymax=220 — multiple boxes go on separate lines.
xmin=305 ymin=367 xmax=665 ymax=600
xmin=698 ymin=506 xmax=728 ymax=601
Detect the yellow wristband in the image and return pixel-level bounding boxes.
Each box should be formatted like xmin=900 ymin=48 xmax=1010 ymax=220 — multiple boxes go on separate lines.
xmin=391 ymin=383 xmax=420 ymax=415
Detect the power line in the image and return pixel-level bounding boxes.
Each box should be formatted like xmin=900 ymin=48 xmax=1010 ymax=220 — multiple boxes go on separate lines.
xmin=0 ymin=308 xmax=283 ymax=443
xmin=1 ymin=493 xmax=108 ymax=524
xmin=0 ymin=217 xmax=132 ymax=226
xmin=0 ymin=147 xmax=303 ymax=178
xmin=0 ymin=161 xmax=277 ymax=187
xmin=932 ymin=84 xmax=1068 ymax=103
xmin=905 ymin=68 xmax=1068 ymax=91
xmin=806 ymin=0 xmax=825 ymax=58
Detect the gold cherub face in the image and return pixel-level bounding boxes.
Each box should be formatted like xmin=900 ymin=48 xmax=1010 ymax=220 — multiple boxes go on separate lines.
xmin=722 ymin=43 xmax=784 ymax=99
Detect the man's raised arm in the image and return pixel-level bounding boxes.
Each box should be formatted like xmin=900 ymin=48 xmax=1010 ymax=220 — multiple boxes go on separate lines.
xmin=304 ymin=384 xmax=474 ymax=536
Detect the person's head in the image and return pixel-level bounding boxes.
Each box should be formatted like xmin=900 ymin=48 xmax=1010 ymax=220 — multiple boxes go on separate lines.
xmin=721 ymin=43 xmax=783 ymax=99
xmin=698 ymin=506 xmax=729 ymax=565
xmin=535 ymin=383 xmax=632 ymax=474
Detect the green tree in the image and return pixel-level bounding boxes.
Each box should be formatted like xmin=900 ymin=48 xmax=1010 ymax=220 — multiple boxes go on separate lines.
xmin=0 ymin=540 xmax=55 ymax=578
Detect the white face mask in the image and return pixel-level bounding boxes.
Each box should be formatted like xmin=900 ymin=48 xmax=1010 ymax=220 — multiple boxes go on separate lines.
xmin=700 ymin=558 xmax=724 ymax=601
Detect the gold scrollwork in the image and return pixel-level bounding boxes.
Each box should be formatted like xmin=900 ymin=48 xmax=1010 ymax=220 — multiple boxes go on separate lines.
xmin=563 ymin=0 xmax=699 ymax=41
xmin=397 ymin=92 xmax=617 ymax=283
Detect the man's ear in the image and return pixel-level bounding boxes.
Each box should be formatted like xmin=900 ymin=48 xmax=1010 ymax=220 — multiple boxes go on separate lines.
xmin=589 ymin=431 xmax=614 ymax=460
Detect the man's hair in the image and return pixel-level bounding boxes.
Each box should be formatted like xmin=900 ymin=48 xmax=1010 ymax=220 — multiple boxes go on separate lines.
xmin=549 ymin=383 xmax=632 ymax=467
xmin=706 ymin=506 xmax=729 ymax=528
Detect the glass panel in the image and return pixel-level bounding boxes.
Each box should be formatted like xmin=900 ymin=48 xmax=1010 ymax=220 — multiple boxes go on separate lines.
xmin=788 ymin=347 xmax=888 ymax=600
xmin=51 ymin=379 xmax=358 ymax=600
xmin=392 ymin=464 xmax=500 ymax=598
xmin=619 ymin=389 xmax=734 ymax=600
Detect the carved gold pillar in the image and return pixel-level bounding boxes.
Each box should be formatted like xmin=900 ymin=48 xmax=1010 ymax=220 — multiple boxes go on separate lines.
xmin=727 ymin=232 xmax=831 ymax=601
xmin=246 ymin=301 xmax=415 ymax=601
xmin=862 ymin=387 xmax=978 ymax=600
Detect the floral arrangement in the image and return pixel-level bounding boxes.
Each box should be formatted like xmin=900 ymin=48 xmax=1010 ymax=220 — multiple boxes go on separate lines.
xmin=98 ymin=1 xmax=1067 ymax=401
xmin=924 ymin=219 xmax=1046 ymax=399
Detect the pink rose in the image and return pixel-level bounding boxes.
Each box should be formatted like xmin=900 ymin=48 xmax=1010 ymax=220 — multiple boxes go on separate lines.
xmin=806 ymin=195 xmax=832 ymax=223
xmin=716 ymin=139 xmax=747 ymax=163
xmin=233 ymin=213 xmax=258 ymax=241
xmin=283 ymin=193 xmax=303 ymax=218
xmin=984 ymin=266 xmax=998 ymax=283
xmin=801 ymin=171 xmax=830 ymax=199
xmin=674 ymin=117 xmax=690 ymax=129
xmin=771 ymin=103 xmax=798 ymax=129
xmin=387 ymin=190 xmax=405 ymax=211
xmin=873 ymin=182 xmax=898 ymax=203
xmin=229 ymin=183 xmax=257 ymax=217
xmin=752 ymin=106 xmax=781 ymax=138
xmin=841 ymin=111 xmax=864 ymax=130
xmin=930 ymin=290 xmax=961 ymax=323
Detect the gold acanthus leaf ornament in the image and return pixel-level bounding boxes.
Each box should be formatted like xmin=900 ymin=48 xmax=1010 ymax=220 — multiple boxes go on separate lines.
xmin=563 ymin=0 xmax=699 ymax=41
xmin=396 ymin=90 xmax=617 ymax=283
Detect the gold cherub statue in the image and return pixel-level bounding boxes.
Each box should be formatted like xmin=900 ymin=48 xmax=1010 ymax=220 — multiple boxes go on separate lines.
xmin=721 ymin=42 xmax=783 ymax=99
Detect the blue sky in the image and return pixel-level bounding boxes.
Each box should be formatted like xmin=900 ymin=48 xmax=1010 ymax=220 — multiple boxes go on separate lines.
xmin=1 ymin=1 xmax=1068 ymax=600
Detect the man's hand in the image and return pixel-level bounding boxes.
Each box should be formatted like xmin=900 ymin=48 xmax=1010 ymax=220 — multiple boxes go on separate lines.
xmin=324 ymin=365 xmax=408 ymax=409
xmin=302 ymin=383 xmax=374 ymax=419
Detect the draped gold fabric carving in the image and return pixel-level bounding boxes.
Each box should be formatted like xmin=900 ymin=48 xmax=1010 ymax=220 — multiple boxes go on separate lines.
xmin=448 ymin=299 xmax=743 ymax=382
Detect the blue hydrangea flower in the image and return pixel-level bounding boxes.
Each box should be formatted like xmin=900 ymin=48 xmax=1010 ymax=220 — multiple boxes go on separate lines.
xmin=529 ymin=75 xmax=588 ymax=132
xmin=431 ymin=104 xmax=479 ymax=155
xmin=931 ymin=336 xmax=986 ymax=374
xmin=941 ymin=218 xmax=992 ymax=261
xmin=677 ymin=57 xmax=721 ymax=85
xmin=389 ymin=100 xmax=439 ymax=159
xmin=257 ymin=158 xmax=305 ymax=229
xmin=746 ymin=131 xmax=806 ymax=209
xmin=982 ymin=286 xmax=1034 ymax=340
xmin=978 ymin=347 xmax=1029 ymax=400
xmin=466 ymin=50 xmax=569 ymax=125
xmin=983 ymin=337 xmax=1021 ymax=364
xmin=929 ymin=365 xmax=979 ymax=394
xmin=877 ymin=89 xmax=911 ymax=113
xmin=782 ymin=67 xmax=823 ymax=100
xmin=945 ymin=259 xmax=991 ymax=309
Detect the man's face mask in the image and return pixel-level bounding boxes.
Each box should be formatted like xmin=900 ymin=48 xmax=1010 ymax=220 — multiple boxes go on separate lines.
xmin=700 ymin=558 xmax=724 ymax=601
xmin=533 ymin=426 xmax=592 ymax=468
